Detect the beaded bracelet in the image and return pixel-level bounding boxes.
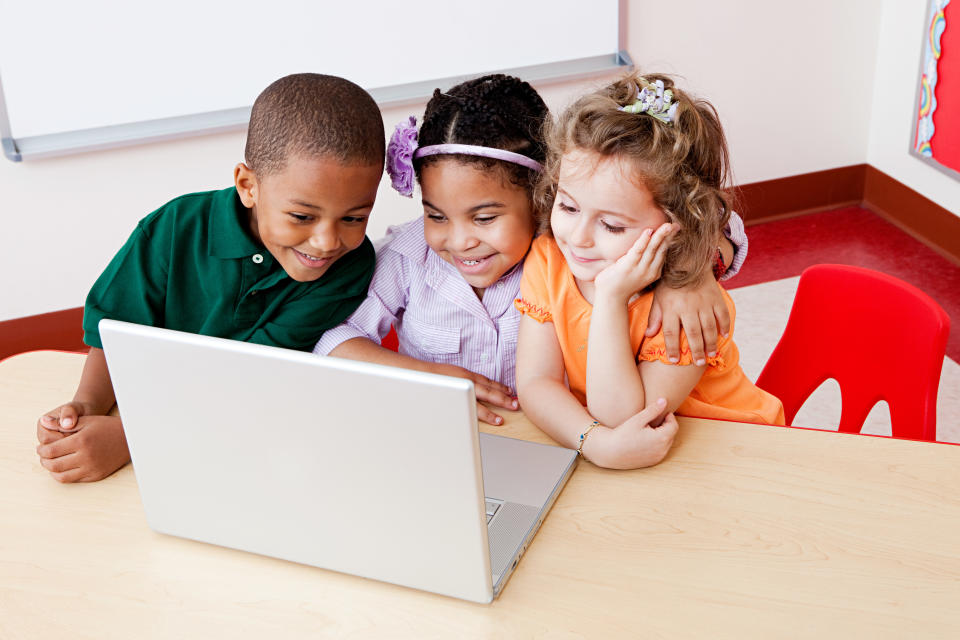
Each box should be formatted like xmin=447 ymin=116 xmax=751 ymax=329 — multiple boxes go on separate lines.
xmin=577 ymin=420 xmax=601 ymax=456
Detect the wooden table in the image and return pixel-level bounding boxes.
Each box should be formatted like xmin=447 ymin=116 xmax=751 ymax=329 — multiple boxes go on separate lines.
xmin=2 ymin=350 xmax=959 ymax=638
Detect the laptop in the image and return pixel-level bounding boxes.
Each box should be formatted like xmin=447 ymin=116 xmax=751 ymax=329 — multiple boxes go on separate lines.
xmin=99 ymin=319 xmax=577 ymax=603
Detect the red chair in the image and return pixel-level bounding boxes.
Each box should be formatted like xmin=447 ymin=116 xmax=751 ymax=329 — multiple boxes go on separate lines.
xmin=382 ymin=326 xmax=399 ymax=352
xmin=756 ymin=264 xmax=950 ymax=441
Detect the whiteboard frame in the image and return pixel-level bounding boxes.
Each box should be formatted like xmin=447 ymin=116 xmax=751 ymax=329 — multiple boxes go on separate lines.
xmin=1 ymin=2 xmax=630 ymax=162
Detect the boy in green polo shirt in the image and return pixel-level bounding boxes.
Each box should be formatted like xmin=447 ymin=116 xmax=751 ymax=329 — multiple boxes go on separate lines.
xmin=35 ymin=73 xmax=385 ymax=483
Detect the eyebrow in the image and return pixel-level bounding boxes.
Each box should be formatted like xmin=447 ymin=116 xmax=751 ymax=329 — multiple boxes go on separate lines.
xmin=422 ymin=199 xmax=506 ymax=214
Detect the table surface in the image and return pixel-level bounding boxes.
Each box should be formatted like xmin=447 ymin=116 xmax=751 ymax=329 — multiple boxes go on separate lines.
xmin=2 ymin=350 xmax=960 ymax=639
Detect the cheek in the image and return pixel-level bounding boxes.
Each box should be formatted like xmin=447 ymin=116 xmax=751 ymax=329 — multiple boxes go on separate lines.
xmin=498 ymin=224 xmax=534 ymax=259
xmin=341 ymin=229 xmax=366 ymax=249
xmin=606 ymin=233 xmax=644 ymax=260
xmin=422 ymin=223 xmax=445 ymax=253
xmin=549 ymin=209 xmax=566 ymax=238
xmin=255 ymin=216 xmax=285 ymax=246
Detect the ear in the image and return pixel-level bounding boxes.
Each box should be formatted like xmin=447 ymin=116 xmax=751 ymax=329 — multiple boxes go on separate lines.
xmin=234 ymin=162 xmax=259 ymax=208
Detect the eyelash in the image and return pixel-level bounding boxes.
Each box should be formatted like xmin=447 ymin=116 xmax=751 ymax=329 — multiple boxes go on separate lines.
xmin=602 ymin=221 xmax=626 ymax=234
xmin=426 ymin=213 xmax=496 ymax=225
xmin=558 ymin=201 xmax=625 ymax=234
xmin=288 ymin=213 xmax=367 ymax=225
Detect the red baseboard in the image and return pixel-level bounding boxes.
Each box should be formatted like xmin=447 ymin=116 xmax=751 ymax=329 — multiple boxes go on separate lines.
xmin=861 ymin=166 xmax=960 ymax=265
xmin=734 ymin=163 xmax=960 ymax=266
xmin=734 ymin=164 xmax=867 ymax=224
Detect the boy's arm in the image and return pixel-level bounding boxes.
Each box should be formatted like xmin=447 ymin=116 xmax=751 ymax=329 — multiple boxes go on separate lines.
xmin=38 ymin=347 xmax=115 ymax=431
xmin=516 ymin=315 xmax=678 ymax=469
xmin=36 ymin=348 xmax=130 ymax=483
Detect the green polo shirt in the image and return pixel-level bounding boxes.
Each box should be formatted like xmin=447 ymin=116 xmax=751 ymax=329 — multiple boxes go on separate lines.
xmin=83 ymin=187 xmax=375 ymax=352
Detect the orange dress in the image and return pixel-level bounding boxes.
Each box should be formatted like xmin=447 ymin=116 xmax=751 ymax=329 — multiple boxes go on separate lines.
xmin=515 ymin=236 xmax=784 ymax=425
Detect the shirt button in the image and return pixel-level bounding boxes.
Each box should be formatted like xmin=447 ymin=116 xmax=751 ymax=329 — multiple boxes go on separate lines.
xmin=250 ymin=290 xmax=258 ymax=296
xmin=480 ymin=353 xmax=489 ymax=362
xmin=252 ymin=254 xmax=264 ymax=264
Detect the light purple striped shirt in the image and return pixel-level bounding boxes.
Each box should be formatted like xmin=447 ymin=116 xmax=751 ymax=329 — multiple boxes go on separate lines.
xmin=314 ymin=213 xmax=748 ymax=391
xmin=314 ymin=217 xmax=524 ymax=391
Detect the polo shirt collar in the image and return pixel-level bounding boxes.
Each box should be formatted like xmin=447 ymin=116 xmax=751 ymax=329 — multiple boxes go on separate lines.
xmin=209 ymin=187 xmax=263 ymax=259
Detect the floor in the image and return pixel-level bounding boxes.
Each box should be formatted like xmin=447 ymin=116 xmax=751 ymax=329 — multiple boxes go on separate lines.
xmin=726 ymin=206 xmax=960 ymax=443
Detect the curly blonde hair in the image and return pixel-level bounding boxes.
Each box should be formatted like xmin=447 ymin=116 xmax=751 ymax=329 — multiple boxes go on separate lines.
xmin=536 ymin=72 xmax=733 ymax=287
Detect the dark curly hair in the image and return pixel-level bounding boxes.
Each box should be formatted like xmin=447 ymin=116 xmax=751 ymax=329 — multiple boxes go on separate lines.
xmin=415 ymin=74 xmax=549 ymax=214
xmin=245 ymin=73 xmax=385 ymax=176
xmin=536 ymin=72 xmax=733 ymax=287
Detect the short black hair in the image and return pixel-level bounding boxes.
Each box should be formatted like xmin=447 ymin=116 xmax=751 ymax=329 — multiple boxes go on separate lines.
xmin=415 ymin=74 xmax=548 ymax=196
xmin=245 ymin=73 xmax=385 ymax=175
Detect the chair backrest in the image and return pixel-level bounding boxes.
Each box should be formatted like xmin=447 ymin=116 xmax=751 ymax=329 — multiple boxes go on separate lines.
xmin=756 ymin=264 xmax=950 ymax=441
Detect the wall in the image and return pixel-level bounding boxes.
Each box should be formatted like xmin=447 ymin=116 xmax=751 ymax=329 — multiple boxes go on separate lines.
xmin=0 ymin=0 xmax=886 ymax=321
xmin=866 ymin=0 xmax=960 ymax=215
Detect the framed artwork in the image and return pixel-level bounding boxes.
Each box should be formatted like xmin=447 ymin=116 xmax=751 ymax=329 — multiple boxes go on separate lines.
xmin=914 ymin=0 xmax=960 ymax=179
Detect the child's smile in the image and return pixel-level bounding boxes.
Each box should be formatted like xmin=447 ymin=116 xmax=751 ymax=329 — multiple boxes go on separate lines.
xmin=420 ymin=161 xmax=536 ymax=297
xmin=236 ymin=155 xmax=382 ymax=282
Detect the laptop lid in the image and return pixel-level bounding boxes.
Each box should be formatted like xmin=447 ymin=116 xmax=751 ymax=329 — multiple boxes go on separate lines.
xmin=100 ymin=319 xmax=495 ymax=603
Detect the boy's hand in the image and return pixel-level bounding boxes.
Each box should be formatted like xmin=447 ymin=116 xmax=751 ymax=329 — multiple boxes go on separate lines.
xmin=594 ymin=223 xmax=673 ymax=304
xmin=431 ymin=364 xmax=518 ymax=426
xmin=35 ymin=415 xmax=130 ymax=483
xmin=38 ymin=401 xmax=89 ymax=433
xmin=646 ymin=275 xmax=730 ymax=365
xmin=581 ymin=399 xmax=678 ymax=469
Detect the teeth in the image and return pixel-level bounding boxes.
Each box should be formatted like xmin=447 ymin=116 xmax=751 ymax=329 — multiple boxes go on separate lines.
xmin=463 ymin=260 xmax=479 ymax=266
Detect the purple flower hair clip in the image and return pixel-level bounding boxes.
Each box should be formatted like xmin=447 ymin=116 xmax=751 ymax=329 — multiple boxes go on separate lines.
xmin=386 ymin=116 xmax=419 ymax=197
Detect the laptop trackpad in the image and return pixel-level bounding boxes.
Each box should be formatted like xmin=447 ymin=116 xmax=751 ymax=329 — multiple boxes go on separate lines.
xmin=479 ymin=433 xmax=574 ymax=506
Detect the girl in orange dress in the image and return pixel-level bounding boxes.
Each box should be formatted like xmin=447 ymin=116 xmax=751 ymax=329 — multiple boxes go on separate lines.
xmin=515 ymin=73 xmax=784 ymax=470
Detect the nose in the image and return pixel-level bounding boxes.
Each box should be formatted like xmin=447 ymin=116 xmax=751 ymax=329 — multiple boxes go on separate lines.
xmin=449 ymin=221 xmax=480 ymax=252
xmin=308 ymin=220 xmax=342 ymax=254
xmin=569 ymin=215 xmax=593 ymax=248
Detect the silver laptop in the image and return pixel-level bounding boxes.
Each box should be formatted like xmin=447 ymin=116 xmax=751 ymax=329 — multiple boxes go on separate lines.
xmin=100 ymin=319 xmax=577 ymax=603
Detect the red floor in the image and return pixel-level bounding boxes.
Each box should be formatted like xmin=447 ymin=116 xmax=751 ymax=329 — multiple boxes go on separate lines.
xmin=726 ymin=206 xmax=960 ymax=362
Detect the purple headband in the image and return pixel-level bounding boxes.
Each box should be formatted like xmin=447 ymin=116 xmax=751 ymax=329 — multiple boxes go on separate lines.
xmin=385 ymin=116 xmax=543 ymax=197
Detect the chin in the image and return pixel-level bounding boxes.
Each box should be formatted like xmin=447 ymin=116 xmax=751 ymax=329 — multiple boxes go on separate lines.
xmin=566 ymin=263 xmax=600 ymax=283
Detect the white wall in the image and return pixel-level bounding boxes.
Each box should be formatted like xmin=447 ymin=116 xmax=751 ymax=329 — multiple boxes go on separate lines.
xmin=867 ymin=0 xmax=960 ymax=214
xmin=624 ymin=0 xmax=881 ymax=186
xmin=0 ymin=0 xmax=931 ymax=322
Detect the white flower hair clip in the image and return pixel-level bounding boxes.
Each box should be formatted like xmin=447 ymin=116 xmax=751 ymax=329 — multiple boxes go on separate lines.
xmin=618 ymin=79 xmax=679 ymax=124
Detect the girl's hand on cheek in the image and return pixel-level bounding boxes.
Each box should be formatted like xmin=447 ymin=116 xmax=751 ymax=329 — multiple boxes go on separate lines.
xmin=594 ymin=223 xmax=673 ymax=305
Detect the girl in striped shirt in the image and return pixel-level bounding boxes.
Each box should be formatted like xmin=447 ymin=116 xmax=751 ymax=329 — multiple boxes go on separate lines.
xmin=315 ymin=74 xmax=747 ymax=425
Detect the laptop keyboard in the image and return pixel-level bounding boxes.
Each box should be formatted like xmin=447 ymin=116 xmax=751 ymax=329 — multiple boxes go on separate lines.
xmin=485 ymin=498 xmax=504 ymax=524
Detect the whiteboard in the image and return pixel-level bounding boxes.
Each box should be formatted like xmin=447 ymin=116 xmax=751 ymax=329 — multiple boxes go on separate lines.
xmin=0 ymin=0 xmax=627 ymax=161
